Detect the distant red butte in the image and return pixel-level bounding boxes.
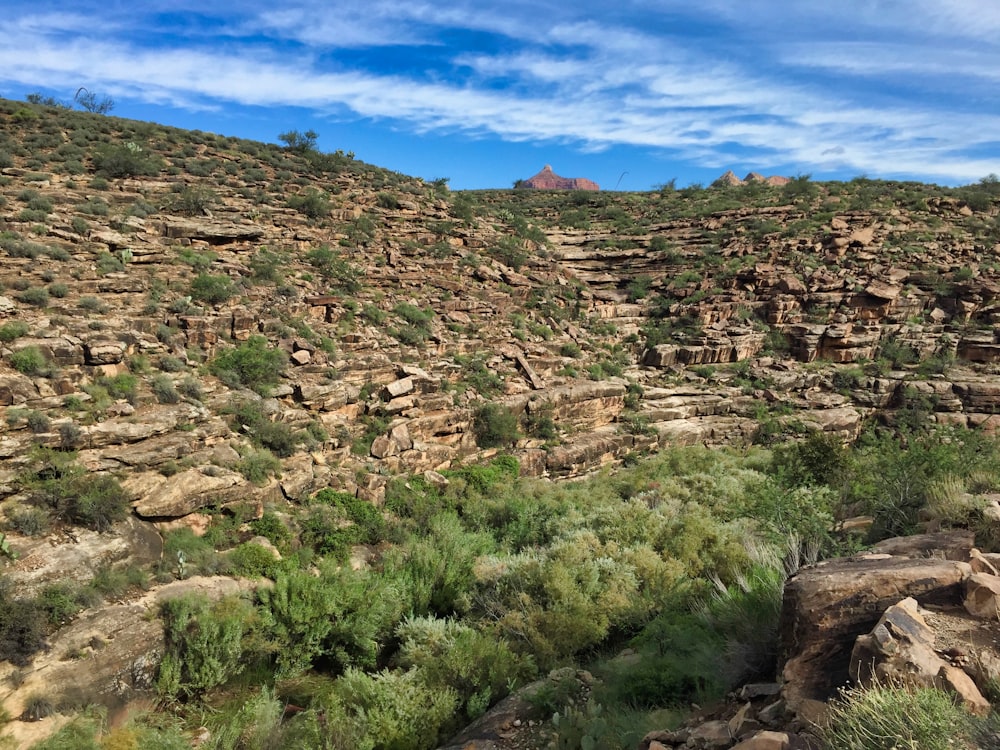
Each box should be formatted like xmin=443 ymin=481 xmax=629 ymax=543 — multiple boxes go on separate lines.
xmin=519 ymin=165 xmax=600 ymax=191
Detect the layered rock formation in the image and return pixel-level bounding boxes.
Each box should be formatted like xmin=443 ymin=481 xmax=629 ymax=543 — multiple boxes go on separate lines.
xmin=519 ymin=164 xmax=599 ymax=191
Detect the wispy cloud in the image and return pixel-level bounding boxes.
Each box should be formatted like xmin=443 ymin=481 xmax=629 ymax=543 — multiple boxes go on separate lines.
xmin=2 ymin=2 xmax=997 ymax=184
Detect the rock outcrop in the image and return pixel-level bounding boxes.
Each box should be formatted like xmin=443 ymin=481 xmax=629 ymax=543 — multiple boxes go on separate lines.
xmin=519 ymin=165 xmax=599 ymax=191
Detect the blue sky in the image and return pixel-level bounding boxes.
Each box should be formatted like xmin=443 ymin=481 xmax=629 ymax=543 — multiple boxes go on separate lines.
xmin=2 ymin=1 xmax=998 ymax=190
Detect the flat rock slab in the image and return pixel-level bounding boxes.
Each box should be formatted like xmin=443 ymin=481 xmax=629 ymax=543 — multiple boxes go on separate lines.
xmin=127 ymin=467 xmax=244 ymax=517
xmin=780 ymin=554 xmax=971 ymax=710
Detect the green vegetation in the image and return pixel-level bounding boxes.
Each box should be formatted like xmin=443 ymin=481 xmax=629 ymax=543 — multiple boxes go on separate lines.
xmin=819 ymin=680 xmax=979 ymax=750
xmin=210 ymin=336 xmax=288 ymax=394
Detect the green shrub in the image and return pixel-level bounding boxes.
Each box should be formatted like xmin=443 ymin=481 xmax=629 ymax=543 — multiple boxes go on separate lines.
xmin=313 ymin=489 xmax=386 ymax=545
xmin=210 ymin=336 xmax=287 ymax=394
xmin=819 ymin=681 xmax=973 ymax=750
xmin=47 ymin=282 xmax=69 ymax=298
xmin=287 ymin=188 xmax=331 ymax=218
xmin=95 ymin=251 xmax=125 ymax=274
xmin=97 ymin=373 xmax=138 ymax=402
xmin=472 ymin=403 xmax=520 ymax=448
xmin=10 ymin=346 xmax=47 ymax=376
xmin=0 ymin=321 xmax=29 ymax=342
xmin=258 ymin=565 xmax=404 ymax=677
xmin=0 ymin=584 xmax=46 ymax=666
xmin=151 ymin=375 xmax=180 ymax=404
xmin=21 ymin=449 xmax=130 ymax=531
xmin=396 ymin=616 xmax=535 ymax=727
xmin=92 ymin=143 xmax=162 ymax=178
xmin=77 ymin=197 xmax=109 ymax=216
xmin=319 ymin=667 xmax=458 ymax=750
xmin=17 ymin=286 xmax=49 ymax=307
xmin=227 ymin=542 xmax=280 ymax=578
xmin=237 ymin=447 xmax=282 ymax=484
xmin=37 ymin=582 xmax=84 ymax=626
xmin=170 ymin=186 xmax=217 ymax=215
xmin=78 ymin=295 xmax=105 ymax=312
xmin=306 ymin=245 xmax=362 ymax=292
xmin=157 ymin=594 xmax=254 ymax=699
xmin=189 ymin=273 xmax=236 ymax=304
xmin=248 ymin=512 xmax=292 ymax=552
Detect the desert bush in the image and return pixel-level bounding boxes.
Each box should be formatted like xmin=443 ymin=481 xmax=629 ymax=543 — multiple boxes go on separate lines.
xmin=151 ymin=375 xmax=180 ymax=404
xmin=17 ymin=286 xmax=49 ymax=307
xmin=157 ymin=355 xmax=186 ymax=373
xmin=318 ymin=667 xmax=458 ymax=750
xmin=287 ymin=188 xmax=331 ymax=218
xmin=91 ymin=564 xmax=148 ymax=598
xmin=178 ymin=376 xmax=203 ymax=401
xmin=92 ymin=143 xmax=162 ymax=178
xmin=306 ymin=245 xmax=362 ymax=292
xmin=257 ymin=565 xmax=404 ymax=677
xmin=210 ymin=336 xmax=287 ymax=394
xmin=78 ymin=295 xmax=105 ymax=312
xmin=9 ymin=346 xmax=48 ymax=376
xmin=237 ymin=447 xmax=282 ymax=484
xmin=396 ymin=616 xmax=535 ymax=727
xmin=97 ymin=373 xmax=138 ymax=402
xmin=226 ymin=542 xmax=280 ymax=579
xmin=77 ymin=197 xmax=109 ymax=216
xmin=6 ymin=506 xmax=51 ymax=536
xmin=95 ymin=250 xmax=125 ymax=274
xmin=157 ymin=593 xmax=255 ymax=699
xmin=249 ymin=513 xmax=292 ymax=552
xmin=472 ymin=403 xmax=520 ymax=448
xmin=25 ymin=410 xmax=50 ymax=433
xmin=37 ymin=582 xmax=84 ymax=626
xmin=0 ymin=321 xmax=29 ymax=342
xmin=383 ymin=514 xmax=494 ymax=618
xmin=0 ymin=582 xmax=46 ymax=666
xmin=189 ymin=273 xmax=236 ymax=304
xmin=21 ymin=449 xmax=130 ymax=531
xmin=819 ymin=680 xmax=973 ymax=750
xmin=170 ymin=186 xmax=217 ymax=215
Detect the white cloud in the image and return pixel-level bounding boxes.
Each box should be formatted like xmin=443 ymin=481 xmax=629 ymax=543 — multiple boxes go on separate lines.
xmin=2 ymin=2 xmax=997 ymax=184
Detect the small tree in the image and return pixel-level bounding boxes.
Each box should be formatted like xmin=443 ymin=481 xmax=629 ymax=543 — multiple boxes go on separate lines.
xmin=278 ymin=129 xmax=318 ymax=154
xmin=74 ymin=87 xmax=114 ymax=114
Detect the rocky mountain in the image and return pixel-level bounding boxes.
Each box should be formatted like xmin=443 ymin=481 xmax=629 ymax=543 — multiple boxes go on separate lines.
xmin=1 ymin=97 xmax=1000 ymax=747
xmin=518 ymin=165 xmax=600 ymax=191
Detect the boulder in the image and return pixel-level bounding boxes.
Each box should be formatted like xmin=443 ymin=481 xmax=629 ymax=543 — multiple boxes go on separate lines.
xmin=964 ymin=572 xmax=1000 ymax=619
xmin=780 ymin=549 xmax=971 ymax=711
xmin=850 ymin=598 xmax=990 ymax=715
xmin=127 ymin=467 xmax=245 ymax=517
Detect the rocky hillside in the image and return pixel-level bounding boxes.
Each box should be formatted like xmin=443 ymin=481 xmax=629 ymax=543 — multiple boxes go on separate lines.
xmin=1 ymin=98 xmax=999 ymax=515
xmin=1 ymin=97 xmax=1000 ymax=747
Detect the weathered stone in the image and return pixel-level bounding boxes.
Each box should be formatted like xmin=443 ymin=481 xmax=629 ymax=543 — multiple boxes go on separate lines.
xmin=730 ymin=732 xmax=802 ymax=750
xmin=0 ymin=373 xmax=38 ymax=405
xmin=964 ymin=572 xmax=1000 ymax=619
xmin=780 ymin=551 xmax=971 ymax=710
xmin=370 ymin=434 xmax=399 ymax=459
xmin=382 ymin=376 xmax=414 ymax=399
xmin=84 ymin=339 xmax=127 ymax=365
xmin=127 ymin=467 xmax=245 ymax=517
xmin=686 ymin=720 xmax=732 ymax=748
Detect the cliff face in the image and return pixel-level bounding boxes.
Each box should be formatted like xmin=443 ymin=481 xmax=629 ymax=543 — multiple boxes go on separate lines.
xmin=521 ymin=164 xmax=599 ymax=191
